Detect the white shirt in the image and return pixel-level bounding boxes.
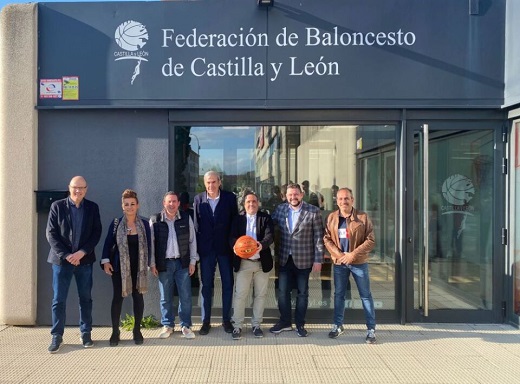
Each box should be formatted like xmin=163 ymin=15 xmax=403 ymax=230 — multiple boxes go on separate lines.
xmin=246 ymin=213 xmax=260 ymax=260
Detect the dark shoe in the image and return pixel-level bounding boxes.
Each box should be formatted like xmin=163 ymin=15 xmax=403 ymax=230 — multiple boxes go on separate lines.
xmin=232 ymin=328 xmax=242 ymax=340
xmin=328 ymin=324 xmax=345 ymax=339
xmin=48 ymin=335 xmax=62 ymax=354
xmin=80 ymin=333 xmax=94 ymax=348
xmin=223 ymin=321 xmax=234 ymax=334
xmin=366 ymin=329 xmax=376 ymax=344
xmin=199 ymin=322 xmax=211 ymax=335
xmin=296 ymin=325 xmax=308 ymax=337
xmin=109 ymin=330 xmax=120 ymax=346
xmin=252 ymin=326 xmax=264 ymax=338
xmin=269 ymin=321 xmax=292 ymax=334
xmin=133 ymin=330 xmax=144 ymax=345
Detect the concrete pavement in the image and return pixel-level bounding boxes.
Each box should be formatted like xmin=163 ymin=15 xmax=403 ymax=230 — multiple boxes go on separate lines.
xmin=1 ymin=323 xmax=520 ymax=383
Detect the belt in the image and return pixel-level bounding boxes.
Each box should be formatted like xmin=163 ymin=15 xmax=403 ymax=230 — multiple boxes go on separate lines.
xmin=166 ymin=257 xmax=180 ymax=260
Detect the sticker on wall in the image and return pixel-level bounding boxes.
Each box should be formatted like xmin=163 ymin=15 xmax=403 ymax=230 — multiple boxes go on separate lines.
xmin=39 ymin=79 xmax=62 ymax=99
xmin=114 ymin=20 xmax=149 ymax=85
xmin=62 ymin=76 xmax=79 ymax=100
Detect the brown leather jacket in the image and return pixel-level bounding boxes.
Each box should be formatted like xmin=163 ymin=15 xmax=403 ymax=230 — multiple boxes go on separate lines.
xmin=323 ymin=208 xmax=375 ymax=265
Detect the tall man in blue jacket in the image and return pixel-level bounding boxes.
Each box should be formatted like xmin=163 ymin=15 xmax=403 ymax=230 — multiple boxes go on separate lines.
xmin=46 ymin=176 xmax=102 ymax=353
xmin=270 ymin=183 xmax=324 ymax=337
xmin=193 ymin=171 xmax=238 ymax=335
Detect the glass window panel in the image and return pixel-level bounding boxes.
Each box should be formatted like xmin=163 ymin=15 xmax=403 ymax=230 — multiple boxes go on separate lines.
xmin=175 ymin=125 xmax=396 ymax=312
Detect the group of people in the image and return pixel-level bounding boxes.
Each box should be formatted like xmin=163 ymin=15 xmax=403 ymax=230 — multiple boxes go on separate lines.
xmin=45 ymin=172 xmax=376 ymax=353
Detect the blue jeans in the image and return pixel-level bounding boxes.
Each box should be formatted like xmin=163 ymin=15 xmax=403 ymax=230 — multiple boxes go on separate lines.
xmin=277 ymin=256 xmax=312 ymax=327
xmin=158 ymin=258 xmax=192 ymax=328
xmin=51 ymin=263 xmax=93 ymax=336
xmin=333 ymin=263 xmax=376 ymax=330
xmin=199 ymin=251 xmax=233 ymax=323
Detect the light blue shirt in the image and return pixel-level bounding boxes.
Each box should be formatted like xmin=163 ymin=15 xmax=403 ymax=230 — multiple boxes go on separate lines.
xmin=207 ymin=192 xmax=220 ymax=212
xmin=288 ymin=205 xmax=302 ymax=233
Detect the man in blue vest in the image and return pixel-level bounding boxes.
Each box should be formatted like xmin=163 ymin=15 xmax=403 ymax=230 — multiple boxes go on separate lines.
xmin=193 ymin=171 xmax=238 ymax=335
xmin=150 ymin=191 xmax=199 ymax=339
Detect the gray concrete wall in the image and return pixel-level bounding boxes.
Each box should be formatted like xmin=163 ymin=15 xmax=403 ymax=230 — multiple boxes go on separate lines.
xmin=0 ymin=4 xmax=38 ymax=325
xmin=36 ymin=109 xmax=169 ymax=326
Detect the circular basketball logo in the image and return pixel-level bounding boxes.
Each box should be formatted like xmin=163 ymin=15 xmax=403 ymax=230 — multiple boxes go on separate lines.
xmin=441 ymin=174 xmax=475 ymax=205
xmin=115 ymin=20 xmax=148 ymax=52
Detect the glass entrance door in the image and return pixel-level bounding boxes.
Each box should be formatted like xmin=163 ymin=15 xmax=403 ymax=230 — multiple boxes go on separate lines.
xmin=408 ymin=124 xmax=500 ymax=322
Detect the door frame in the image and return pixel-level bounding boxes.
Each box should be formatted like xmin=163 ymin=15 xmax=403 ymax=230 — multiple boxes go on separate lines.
xmin=403 ymin=116 xmax=506 ymax=323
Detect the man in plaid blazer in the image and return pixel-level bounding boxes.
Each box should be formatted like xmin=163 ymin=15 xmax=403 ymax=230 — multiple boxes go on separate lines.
xmin=269 ymin=183 xmax=324 ymax=337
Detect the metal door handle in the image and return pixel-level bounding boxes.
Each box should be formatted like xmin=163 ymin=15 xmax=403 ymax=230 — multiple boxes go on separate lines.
xmin=423 ymin=124 xmax=429 ymax=316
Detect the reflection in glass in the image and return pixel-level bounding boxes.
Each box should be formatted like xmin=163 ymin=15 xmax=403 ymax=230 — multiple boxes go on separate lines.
xmin=176 ymin=125 xmax=396 ymax=312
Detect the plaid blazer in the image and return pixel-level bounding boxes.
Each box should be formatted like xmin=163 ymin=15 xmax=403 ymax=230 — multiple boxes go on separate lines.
xmin=271 ymin=201 xmax=324 ymax=269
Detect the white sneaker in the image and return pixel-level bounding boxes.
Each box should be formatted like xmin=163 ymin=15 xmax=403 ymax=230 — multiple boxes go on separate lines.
xmin=366 ymin=329 xmax=376 ymax=344
xmin=159 ymin=326 xmax=173 ymax=339
xmin=181 ymin=326 xmax=195 ymax=339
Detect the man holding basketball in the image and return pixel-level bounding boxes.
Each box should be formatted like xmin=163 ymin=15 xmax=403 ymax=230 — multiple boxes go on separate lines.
xmin=229 ymin=192 xmax=274 ymax=340
xmin=270 ymin=183 xmax=324 ymax=337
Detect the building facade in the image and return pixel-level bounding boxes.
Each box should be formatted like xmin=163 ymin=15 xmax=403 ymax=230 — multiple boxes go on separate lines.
xmin=1 ymin=0 xmax=519 ymax=327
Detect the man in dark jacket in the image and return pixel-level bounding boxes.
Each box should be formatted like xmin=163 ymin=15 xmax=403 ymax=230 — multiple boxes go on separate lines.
xmin=193 ymin=171 xmax=238 ymax=335
xmin=229 ymin=191 xmax=274 ymax=340
xmin=46 ymin=176 xmax=102 ymax=353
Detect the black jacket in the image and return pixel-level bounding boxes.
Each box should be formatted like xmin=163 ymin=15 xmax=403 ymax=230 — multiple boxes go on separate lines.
xmin=46 ymin=197 xmax=102 ymax=265
xmin=101 ymin=216 xmax=152 ymax=272
xmin=229 ymin=211 xmax=274 ymax=273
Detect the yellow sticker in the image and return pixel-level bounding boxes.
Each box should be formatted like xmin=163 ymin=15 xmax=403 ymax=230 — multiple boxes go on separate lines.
xmin=62 ymin=76 xmax=79 ymax=100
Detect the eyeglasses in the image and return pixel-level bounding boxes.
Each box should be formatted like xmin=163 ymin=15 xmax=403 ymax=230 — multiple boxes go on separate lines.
xmin=69 ymin=185 xmax=87 ymax=190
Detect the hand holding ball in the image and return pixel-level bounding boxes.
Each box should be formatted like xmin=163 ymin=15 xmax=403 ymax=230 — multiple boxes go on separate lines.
xmin=233 ymin=235 xmax=259 ymax=259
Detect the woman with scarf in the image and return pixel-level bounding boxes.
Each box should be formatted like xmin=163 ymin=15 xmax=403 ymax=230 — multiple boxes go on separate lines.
xmin=101 ymin=189 xmax=151 ymax=346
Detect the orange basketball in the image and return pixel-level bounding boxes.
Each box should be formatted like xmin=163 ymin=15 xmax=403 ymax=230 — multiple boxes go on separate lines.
xmin=234 ymin=235 xmax=259 ymax=259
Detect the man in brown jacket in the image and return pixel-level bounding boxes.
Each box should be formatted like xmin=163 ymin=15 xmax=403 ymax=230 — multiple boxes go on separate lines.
xmin=323 ymin=187 xmax=377 ymax=344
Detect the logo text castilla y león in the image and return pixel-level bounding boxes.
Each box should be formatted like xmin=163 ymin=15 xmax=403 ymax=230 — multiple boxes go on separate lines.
xmin=114 ymin=20 xmax=149 ymax=85
xmin=441 ymin=174 xmax=475 ymax=215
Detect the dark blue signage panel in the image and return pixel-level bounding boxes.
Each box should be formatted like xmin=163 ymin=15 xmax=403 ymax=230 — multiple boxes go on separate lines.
xmin=37 ymin=0 xmax=505 ymax=108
